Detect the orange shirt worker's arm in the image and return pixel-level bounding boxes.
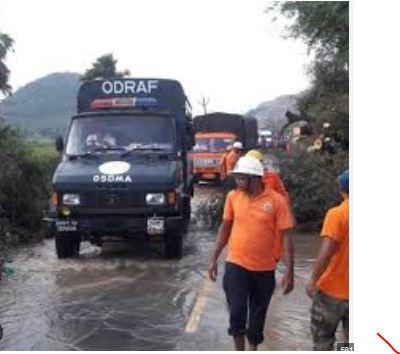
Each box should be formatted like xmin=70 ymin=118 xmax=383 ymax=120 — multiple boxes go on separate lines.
xmin=226 ymin=151 xmax=239 ymax=174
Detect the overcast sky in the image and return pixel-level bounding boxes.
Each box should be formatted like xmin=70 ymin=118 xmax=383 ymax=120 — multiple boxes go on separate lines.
xmin=0 ymin=0 xmax=311 ymax=115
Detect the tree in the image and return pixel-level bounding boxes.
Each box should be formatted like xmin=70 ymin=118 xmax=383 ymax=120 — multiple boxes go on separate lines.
xmin=267 ymin=2 xmax=349 ymax=151
xmin=268 ymin=2 xmax=348 ymax=67
xmin=0 ymin=32 xmax=14 ymax=95
xmin=81 ymin=53 xmax=130 ymax=81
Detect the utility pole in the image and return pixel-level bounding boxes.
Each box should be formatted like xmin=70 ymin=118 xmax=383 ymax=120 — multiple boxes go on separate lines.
xmin=198 ymin=95 xmax=210 ymax=115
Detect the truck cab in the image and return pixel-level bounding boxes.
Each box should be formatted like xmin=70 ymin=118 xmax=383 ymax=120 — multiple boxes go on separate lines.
xmin=191 ymin=112 xmax=258 ymax=183
xmin=192 ymin=132 xmax=236 ymax=181
xmin=50 ymin=78 xmax=194 ymax=259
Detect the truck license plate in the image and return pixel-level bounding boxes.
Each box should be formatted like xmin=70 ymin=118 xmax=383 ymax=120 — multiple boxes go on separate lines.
xmin=147 ymin=217 xmax=165 ymax=235
xmin=55 ymin=220 xmax=78 ymax=232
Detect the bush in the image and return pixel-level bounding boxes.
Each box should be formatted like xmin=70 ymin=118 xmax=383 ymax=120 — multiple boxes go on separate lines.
xmin=278 ymin=148 xmax=348 ymax=223
xmin=195 ymin=191 xmax=225 ymax=229
xmin=0 ymin=122 xmax=59 ymax=251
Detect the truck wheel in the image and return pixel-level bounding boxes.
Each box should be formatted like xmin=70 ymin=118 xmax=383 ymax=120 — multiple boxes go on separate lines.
xmin=72 ymin=238 xmax=81 ymax=256
xmin=164 ymin=232 xmax=183 ymax=259
xmin=55 ymin=233 xmax=79 ymax=258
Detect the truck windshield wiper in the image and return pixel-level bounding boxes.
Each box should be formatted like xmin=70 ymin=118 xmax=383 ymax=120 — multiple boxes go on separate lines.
xmin=67 ymin=151 xmax=97 ymax=160
xmin=93 ymin=146 xmax=127 ymax=153
xmin=121 ymin=144 xmax=170 ymax=156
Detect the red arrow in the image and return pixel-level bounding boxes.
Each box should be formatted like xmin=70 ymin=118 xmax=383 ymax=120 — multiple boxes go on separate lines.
xmin=378 ymin=333 xmax=400 ymax=353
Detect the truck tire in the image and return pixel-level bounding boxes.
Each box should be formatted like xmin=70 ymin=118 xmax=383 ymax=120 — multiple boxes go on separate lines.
xmin=72 ymin=238 xmax=81 ymax=255
xmin=164 ymin=232 xmax=183 ymax=259
xmin=55 ymin=233 xmax=80 ymax=259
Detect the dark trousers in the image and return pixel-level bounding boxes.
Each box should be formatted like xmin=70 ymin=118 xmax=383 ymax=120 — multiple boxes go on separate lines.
xmin=311 ymin=289 xmax=349 ymax=351
xmin=223 ymin=262 xmax=275 ymax=345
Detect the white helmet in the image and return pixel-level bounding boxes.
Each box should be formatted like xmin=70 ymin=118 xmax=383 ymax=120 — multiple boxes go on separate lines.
xmin=232 ymin=141 xmax=243 ymax=149
xmin=231 ymin=156 xmax=264 ymax=177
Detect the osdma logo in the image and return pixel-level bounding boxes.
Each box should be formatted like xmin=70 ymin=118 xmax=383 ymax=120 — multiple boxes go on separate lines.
xmin=93 ymin=161 xmax=132 ymax=183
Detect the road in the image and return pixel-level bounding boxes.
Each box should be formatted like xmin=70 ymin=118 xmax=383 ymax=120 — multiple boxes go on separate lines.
xmin=0 ymin=184 xmax=327 ymax=350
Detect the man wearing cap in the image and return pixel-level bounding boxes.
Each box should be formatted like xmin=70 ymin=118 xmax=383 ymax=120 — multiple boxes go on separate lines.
xmin=208 ymin=156 xmax=295 ymax=351
xmin=223 ymin=141 xmax=243 ymax=192
xmin=246 ymin=149 xmax=294 ymax=265
xmin=246 ymin=149 xmax=290 ymax=205
xmin=226 ymin=142 xmax=243 ymax=175
xmin=306 ymin=170 xmax=349 ymax=351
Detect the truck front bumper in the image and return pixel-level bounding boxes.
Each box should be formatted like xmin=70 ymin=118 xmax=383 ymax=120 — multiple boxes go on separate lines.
xmin=45 ymin=214 xmax=185 ymax=239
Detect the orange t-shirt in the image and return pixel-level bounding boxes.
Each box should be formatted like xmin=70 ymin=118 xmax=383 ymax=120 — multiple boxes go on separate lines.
xmin=223 ymin=188 xmax=294 ymax=271
xmin=263 ymin=170 xmax=292 ymax=261
xmin=317 ymin=198 xmax=349 ymax=300
xmin=262 ymin=171 xmax=290 ymax=202
xmin=226 ymin=150 xmax=240 ymax=174
xmin=219 ymin=152 xmax=229 ymax=180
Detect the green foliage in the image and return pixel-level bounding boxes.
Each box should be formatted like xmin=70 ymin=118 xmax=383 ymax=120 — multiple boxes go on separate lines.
xmin=195 ymin=192 xmax=225 ymax=229
xmin=268 ymin=2 xmax=348 ymax=66
xmin=81 ymin=53 xmax=130 ymax=81
xmin=28 ymin=140 xmax=58 ymax=158
xmin=0 ymin=122 xmax=58 ymax=231
xmin=278 ymin=149 xmax=348 ymax=223
xmin=268 ymin=2 xmax=349 ymax=152
xmin=299 ymin=90 xmax=349 ymax=150
xmin=0 ymin=31 xmax=14 ymax=95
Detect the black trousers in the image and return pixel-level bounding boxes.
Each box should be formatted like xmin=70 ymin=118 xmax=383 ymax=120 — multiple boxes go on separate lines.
xmin=223 ymin=262 xmax=275 ymax=345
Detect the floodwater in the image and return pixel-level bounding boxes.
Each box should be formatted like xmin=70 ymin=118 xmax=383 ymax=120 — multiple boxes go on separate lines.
xmin=0 ymin=184 xmax=327 ymax=351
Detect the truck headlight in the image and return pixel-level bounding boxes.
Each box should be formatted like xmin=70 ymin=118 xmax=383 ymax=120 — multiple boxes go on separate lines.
xmin=62 ymin=193 xmax=80 ymax=205
xmin=146 ymin=193 xmax=166 ymax=205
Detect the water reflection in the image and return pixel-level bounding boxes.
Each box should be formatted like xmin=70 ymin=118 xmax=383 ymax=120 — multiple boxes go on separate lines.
xmin=0 ymin=186 xmax=320 ymax=351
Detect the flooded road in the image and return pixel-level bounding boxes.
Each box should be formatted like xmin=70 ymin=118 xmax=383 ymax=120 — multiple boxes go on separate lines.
xmin=0 ymin=184 xmax=322 ymax=350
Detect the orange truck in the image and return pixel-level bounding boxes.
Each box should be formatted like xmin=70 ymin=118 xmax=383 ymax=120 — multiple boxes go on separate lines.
xmin=191 ymin=113 xmax=258 ymax=182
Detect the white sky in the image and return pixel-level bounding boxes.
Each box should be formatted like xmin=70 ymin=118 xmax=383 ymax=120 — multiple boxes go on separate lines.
xmin=0 ymin=0 xmax=311 ymax=115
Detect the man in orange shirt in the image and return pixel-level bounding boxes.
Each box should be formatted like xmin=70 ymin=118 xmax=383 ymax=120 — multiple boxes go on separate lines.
xmin=306 ymin=169 xmax=349 ymax=351
xmin=223 ymin=141 xmax=243 ymax=192
xmin=208 ymin=156 xmax=295 ymax=351
xmin=219 ymin=145 xmax=232 ymax=182
xmin=226 ymin=141 xmax=243 ymax=175
xmin=246 ymin=149 xmax=294 ymax=262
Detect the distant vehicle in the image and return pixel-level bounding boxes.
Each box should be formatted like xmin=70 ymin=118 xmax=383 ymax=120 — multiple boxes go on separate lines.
xmin=258 ymin=128 xmax=273 ymax=148
xmin=191 ymin=113 xmax=258 ymax=182
xmin=48 ymin=78 xmax=195 ymax=259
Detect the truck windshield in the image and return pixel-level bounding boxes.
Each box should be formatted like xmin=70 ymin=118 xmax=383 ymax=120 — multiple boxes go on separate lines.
xmin=193 ymin=137 xmax=234 ymax=153
xmin=65 ymin=115 xmax=175 ymax=155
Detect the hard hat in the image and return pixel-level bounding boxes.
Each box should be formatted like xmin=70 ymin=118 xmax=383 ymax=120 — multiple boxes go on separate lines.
xmin=226 ymin=144 xmax=232 ymax=151
xmin=246 ymin=149 xmax=263 ymax=161
xmin=338 ymin=169 xmax=349 ymax=193
xmin=232 ymin=141 xmax=243 ymax=149
xmin=231 ymin=156 xmax=264 ymax=177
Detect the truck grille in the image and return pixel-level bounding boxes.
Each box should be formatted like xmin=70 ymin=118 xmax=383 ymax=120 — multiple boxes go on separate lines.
xmin=81 ymin=190 xmax=146 ymax=208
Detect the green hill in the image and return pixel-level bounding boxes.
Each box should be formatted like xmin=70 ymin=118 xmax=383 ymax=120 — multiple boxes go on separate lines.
xmin=1 ymin=72 xmax=80 ymax=137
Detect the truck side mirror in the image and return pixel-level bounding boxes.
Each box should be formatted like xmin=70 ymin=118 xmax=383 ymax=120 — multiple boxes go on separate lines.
xmin=55 ymin=136 xmax=64 ymax=153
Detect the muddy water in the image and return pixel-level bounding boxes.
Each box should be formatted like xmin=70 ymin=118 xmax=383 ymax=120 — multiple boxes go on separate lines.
xmin=0 ymin=184 xmax=321 ymax=351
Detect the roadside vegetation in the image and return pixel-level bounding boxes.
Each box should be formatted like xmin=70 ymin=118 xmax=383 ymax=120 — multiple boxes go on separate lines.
xmin=0 ymin=121 xmax=59 ymax=257
xmin=197 ymin=2 xmax=349 ymax=229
